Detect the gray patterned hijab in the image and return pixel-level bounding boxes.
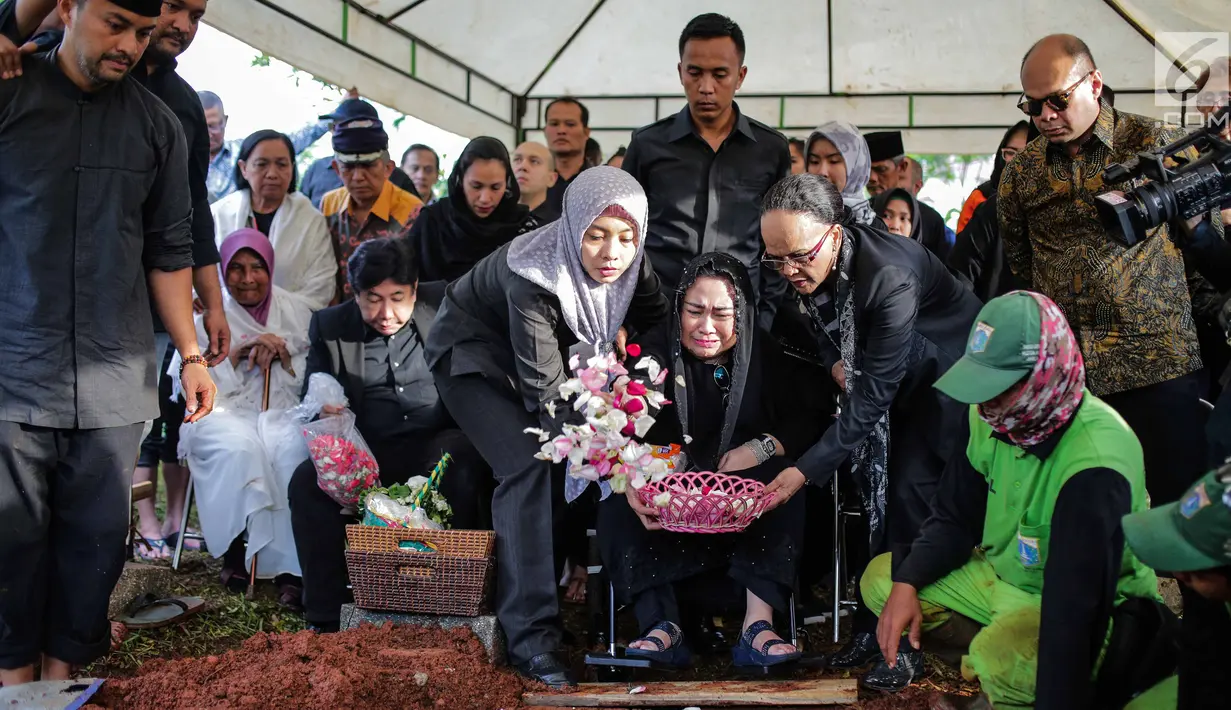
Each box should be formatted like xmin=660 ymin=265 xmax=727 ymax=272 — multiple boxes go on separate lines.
xmin=506 ymin=166 xmax=649 ymax=348
xmin=807 ymin=121 xmax=877 ymax=226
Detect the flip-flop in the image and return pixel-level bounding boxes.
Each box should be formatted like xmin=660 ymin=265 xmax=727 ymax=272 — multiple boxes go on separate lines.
xmin=133 ymin=537 xmax=170 ymax=561
xmin=116 ymin=594 xmax=205 ymax=629
xmin=164 ymin=529 xmax=205 ymax=552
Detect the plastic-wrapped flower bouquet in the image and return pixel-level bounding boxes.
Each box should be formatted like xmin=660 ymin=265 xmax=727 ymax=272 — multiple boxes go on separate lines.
xmin=525 ymin=348 xmax=673 ymax=500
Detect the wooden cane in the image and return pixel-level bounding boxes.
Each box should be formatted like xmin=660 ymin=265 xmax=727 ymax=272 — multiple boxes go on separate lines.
xmin=245 ymin=361 xmax=276 ymax=601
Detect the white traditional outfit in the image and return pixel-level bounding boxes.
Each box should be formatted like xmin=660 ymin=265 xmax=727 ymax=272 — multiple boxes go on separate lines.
xmin=212 ymin=188 xmax=337 ymax=309
xmin=173 ymin=229 xmax=315 ymax=578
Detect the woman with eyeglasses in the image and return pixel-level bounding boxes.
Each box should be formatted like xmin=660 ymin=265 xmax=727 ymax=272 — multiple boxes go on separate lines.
xmin=597 ymin=252 xmax=810 ymax=670
xmin=756 ymin=173 xmax=981 ymax=669
xmin=948 ymin=121 xmax=1031 ymax=302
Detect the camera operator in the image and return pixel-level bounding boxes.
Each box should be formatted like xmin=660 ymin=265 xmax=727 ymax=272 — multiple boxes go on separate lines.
xmin=1176 ymin=58 xmax=1231 ymax=467
xmin=1000 ymin=34 xmax=1207 ymax=510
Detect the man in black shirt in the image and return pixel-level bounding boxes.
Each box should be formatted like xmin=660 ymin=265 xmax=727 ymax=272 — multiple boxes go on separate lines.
xmin=0 ymin=0 xmax=215 ymax=684
xmin=542 ymin=96 xmax=590 ymax=214
xmin=1 ymin=0 xmax=234 ymax=554
xmin=288 ymin=238 xmax=486 ymax=632
xmin=622 ymin=13 xmax=791 ymax=329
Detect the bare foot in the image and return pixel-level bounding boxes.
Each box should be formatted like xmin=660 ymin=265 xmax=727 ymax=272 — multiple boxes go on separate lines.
xmin=40 ymin=657 xmax=72 ymax=681
xmin=565 ymin=565 xmax=587 ymax=603
xmin=111 ymin=621 xmax=128 ymax=651
xmin=0 ymin=665 xmax=36 ymax=686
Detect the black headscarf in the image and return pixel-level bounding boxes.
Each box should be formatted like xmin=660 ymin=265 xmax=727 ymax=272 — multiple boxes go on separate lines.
xmin=669 ymin=252 xmax=758 ymax=472
xmin=870 ymin=187 xmax=922 ymax=242
xmin=233 ymin=130 xmax=299 ymax=194
xmin=977 ymin=121 xmax=1029 ymax=200
xmin=409 ymin=136 xmax=532 ymax=282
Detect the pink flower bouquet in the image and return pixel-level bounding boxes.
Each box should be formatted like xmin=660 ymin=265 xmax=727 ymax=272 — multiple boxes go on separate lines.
xmin=525 ymin=350 xmax=672 ymax=498
xmin=301 ymin=410 xmax=381 ymax=507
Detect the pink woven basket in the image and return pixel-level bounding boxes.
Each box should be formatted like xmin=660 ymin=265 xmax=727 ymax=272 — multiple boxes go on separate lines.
xmin=637 ymin=471 xmax=775 ymax=533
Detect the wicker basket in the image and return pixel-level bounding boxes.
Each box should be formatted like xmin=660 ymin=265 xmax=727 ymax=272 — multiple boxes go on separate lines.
xmin=636 ymin=471 xmax=775 ymax=533
xmin=344 ymin=525 xmax=495 ymax=616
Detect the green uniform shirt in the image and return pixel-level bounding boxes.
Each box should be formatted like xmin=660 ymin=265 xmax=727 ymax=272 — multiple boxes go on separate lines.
xmin=965 ymin=393 xmax=1159 ymax=602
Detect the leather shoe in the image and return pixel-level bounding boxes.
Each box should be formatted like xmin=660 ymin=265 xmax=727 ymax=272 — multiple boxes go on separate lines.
xmin=515 ymin=652 xmax=577 ymax=689
xmin=860 ymin=649 xmax=924 ymax=693
xmin=826 ymin=631 xmax=883 ymax=669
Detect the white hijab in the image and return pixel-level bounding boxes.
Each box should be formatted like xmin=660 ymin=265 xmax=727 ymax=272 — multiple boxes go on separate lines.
xmin=211 ymin=190 xmax=336 ymax=310
xmin=506 ymin=166 xmax=649 ymax=348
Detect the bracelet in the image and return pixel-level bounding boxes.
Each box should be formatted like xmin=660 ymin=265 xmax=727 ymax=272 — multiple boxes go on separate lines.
xmin=743 ymin=439 xmax=772 ymax=465
xmin=179 ymin=354 xmax=208 ymax=376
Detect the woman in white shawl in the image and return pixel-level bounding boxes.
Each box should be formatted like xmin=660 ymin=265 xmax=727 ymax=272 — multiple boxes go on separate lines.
xmin=804 ymin=120 xmax=879 ymax=226
xmin=212 ymin=130 xmax=337 ymax=309
xmin=173 ymin=229 xmax=315 ymax=604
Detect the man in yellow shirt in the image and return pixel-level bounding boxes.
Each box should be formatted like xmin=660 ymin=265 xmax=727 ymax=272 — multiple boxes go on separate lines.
xmin=321 ymin=117 xmax=422 ymax=299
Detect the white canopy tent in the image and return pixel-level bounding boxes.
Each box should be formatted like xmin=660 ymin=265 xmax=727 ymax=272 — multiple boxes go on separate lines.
xmin=205 ymin=0 xmax=1228 ymax=154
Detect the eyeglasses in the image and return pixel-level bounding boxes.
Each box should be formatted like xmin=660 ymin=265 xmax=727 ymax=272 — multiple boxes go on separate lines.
xmin=1017 ymin=71 xmax=1093 ymax=117
xmin=1000 ymin=147 xmax=1019 ymax=163
xmin=762 ymin=226 xmax=836 ymax=272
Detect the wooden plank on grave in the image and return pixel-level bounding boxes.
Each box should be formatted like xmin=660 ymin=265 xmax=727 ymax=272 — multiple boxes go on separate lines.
xmin=523 ymin=678 xmax=859 ymax=707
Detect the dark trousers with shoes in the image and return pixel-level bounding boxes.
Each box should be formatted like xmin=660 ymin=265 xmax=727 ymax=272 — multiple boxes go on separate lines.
xmin=0 ymin=421 xmax=144 ymax=668
xmin=288 ymin=427 xmax=488 ymax=626
xmin=433 ymin=357 xmax=564 ymax=666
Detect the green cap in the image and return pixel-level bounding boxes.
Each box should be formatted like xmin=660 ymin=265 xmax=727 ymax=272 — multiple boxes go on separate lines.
xmin=934 ymin=292 xmax=1041 ymax=404
xmin=1122 ymin=468 xmax=1231 ymax=572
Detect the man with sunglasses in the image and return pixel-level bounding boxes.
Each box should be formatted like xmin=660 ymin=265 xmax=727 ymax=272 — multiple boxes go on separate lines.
xmin=999 ymin=34 xmax=1205 ymax=513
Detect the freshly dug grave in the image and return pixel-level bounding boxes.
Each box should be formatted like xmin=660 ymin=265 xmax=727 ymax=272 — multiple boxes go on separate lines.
xmin=87 ymin=624 xmax=530 ymax=710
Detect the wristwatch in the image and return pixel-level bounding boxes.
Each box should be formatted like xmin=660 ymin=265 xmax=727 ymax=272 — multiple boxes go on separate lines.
xmin=746 ymin=435 xmax=777 ymax=465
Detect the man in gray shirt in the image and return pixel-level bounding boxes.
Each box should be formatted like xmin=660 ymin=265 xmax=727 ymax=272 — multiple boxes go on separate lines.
xmin=0 ymin=0 xmax=215 ymax=685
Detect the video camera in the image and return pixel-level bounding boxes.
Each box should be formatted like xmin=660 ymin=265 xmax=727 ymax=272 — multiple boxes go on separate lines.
xmin=1095 ymin=104 xmax=1231 ymax=247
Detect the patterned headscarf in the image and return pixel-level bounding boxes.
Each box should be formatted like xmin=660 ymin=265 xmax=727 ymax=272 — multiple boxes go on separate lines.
xmin=977 ymin=291 xmax=1086 ymax=447
xmin=506 ymin=166 xmax=649 ymax=348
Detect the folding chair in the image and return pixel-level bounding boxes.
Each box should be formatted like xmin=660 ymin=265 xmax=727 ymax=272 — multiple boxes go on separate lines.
xmin=171 ymin=363 xmax=274 ymax=603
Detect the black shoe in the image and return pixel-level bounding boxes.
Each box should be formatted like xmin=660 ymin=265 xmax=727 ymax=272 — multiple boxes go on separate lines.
xmin=306 ymin=621 xmax=340 ymax=634
xmin=860 ymin=649 xmax=924 ymax=693
xmin=515 ymin=652 xmax=577 ymax=689
xmin=827 ymin=631 xmax=882 ymax=669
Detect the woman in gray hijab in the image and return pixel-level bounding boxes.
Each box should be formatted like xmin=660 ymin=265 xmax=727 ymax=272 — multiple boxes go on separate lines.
xmin=804 ymin=120 xmax=879 ymax=226
xmin=425 ymin=166 xmax=670 ymax=689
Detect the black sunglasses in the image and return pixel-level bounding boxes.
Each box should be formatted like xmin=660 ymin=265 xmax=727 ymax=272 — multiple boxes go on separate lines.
xmin=1017 ymin=72 xmax=1093 ymax=117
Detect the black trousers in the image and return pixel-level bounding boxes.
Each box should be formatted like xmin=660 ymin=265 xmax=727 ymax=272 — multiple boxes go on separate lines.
xmin=433 ymin=357 xmax=564 ymax=666
xmin=850 ymin=398 xmax=949 ymax=636
xmin=598 ymin=458 xmax=803 ymax=634
xmin=137 ymin=335 xmax=184 ymax=468
xmin=287 ymin=427 xmax=488 ymax=625
xmin=0 ymin=421 xmax=143 ymax=668
xmin=1102 ymin=371 xmax=1207 ymax=506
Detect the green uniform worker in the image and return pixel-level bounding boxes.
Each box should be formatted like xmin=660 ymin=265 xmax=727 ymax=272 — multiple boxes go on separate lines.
xmin=861 ymin=291 xmax=1162 ymax=708
xmin=1122 ymin=467 xmax=1231 ymax=709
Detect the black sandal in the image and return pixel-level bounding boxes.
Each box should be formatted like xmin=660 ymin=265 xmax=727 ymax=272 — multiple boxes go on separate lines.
xmin=625 ymin=620 xmax=692 ymax=668
xmin=732 ymin=619 xmax=801 ymax=667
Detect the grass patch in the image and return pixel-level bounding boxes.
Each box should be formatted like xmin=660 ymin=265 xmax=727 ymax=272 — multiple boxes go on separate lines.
xmin=91 ymin=553 xmax=306 ymax=677
xmin=96 ymin=474 xmax=303 ymax=678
